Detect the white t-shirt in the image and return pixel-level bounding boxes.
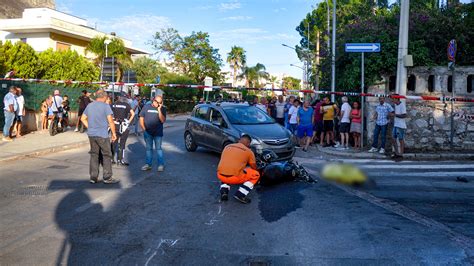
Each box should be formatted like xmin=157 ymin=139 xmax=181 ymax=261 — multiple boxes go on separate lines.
xmin=394 ymin=101 xmax=407 ymax=129
xmin=51 ymin=95 xmax=63 ymax=112
xmin=340 ymin=102 xmax=352 ymax=123
xmin=256 ymin=104 xmax=267 ymax=113
xmin=16 ymin=95 xmax=25 ymax=116
xmin=288 ymin=106 xmax=299 ymax=124
xmin=275 ymin=101 xmax=286 ymax=118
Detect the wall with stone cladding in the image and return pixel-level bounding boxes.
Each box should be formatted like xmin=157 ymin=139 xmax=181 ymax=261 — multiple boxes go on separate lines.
xmin=366 ymin=66 xmax=474 ymax=152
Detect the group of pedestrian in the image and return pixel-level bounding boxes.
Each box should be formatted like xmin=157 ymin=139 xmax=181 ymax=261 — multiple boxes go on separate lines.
xmin=2 ymin=86 xmax=25 ymax=141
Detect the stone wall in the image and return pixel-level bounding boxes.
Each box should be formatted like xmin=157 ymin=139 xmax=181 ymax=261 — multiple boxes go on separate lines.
xmin=366 ymin=66 xmax=474 ymax=152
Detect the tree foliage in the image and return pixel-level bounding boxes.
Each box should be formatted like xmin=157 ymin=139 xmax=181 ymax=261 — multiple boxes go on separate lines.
xmin=37 ymin=49 xmax=99 ymax=81
xmin=227 ymin=46 xmax=246 ymax=86
xmin=1 ymin=41 xmax=39 ymax=78
xmin=282 ymin=76 xmax=301 ymax=90
xmin=238 ymin=63 xmax=269 ymax=88
xmin=296 ymin=1 xmax=474 ymax=91
xmin=129 ymin=57 xmax=167 ymax=83
xmin=151 ymin=28 xmax=223 ymax=84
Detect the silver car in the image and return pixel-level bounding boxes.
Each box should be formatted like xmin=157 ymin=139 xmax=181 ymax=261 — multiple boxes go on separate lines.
xmin=184 ymin=102 xmax=296 ymax=161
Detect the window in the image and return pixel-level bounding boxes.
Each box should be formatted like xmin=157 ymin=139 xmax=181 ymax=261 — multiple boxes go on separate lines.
xmin=194 ymin=106 xmax=208 ymax=120
xmin=467 ymin=75 xmax=473 ymax=94
xmin=407 ymin=75 xmax=416 ymax=91
xmin=56 ymin=42 xmax=71 ymax=51
xmin=428 ymin=75 xmax=435 ymax=92
xmin=389 ymin=76 xmax=396 ymax=92
xmin=209 ymin=108 xmax=227 ymax=127
xmin=447 ymin=75 xmax=453 ymax=93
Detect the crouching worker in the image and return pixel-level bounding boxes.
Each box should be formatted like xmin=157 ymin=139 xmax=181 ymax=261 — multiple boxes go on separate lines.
xmin=217 ymin=134 xmax=260 ymax=204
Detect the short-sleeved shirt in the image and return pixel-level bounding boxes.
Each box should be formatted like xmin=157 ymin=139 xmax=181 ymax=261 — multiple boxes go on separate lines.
xmin=375 ymin=103 xmax=394 ymax=126
xmin=275 ymin=101 xmax=286 ymax=118
xmin=298 ymin=107 xmax=314 ymax=126
xmin=16 ymin=95 xmax=25 ymax=116
xmin=51 ymin=95 xmax=63 ymax=112
xmin=217 ymin=143 xmax=256 ymax=176
xmin=111 ymin=101 xmax=132 ymax=121
xmin=340 ymin=102 xmax=352 ymax=123
xmin=351 ymin=109 xmax=362 ymax=123
xmin=288 ymin=106 xmax=299 ymax=124
xmin=139 ymin=104 xmax=167 ymax=136
xmin=321 ymin=103 xmax=337 ymax=121
xmin=313 ymin=102 xmax=323 ymax=122
xmin=83 ymin=101 xmax=113 ymax=138
xmin=78 ymin=95 xmax=92 ymax=111
xmin=394 ymin=102 xmax=407 ymax=129
xmin=3 ymin=92 xmax=18 ymax=112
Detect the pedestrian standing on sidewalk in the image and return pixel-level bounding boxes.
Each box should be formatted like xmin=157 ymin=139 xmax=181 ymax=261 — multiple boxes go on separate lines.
xmin=320 ymin=97 xmax=339 ymax=147
xmin=368 ymin=96 xmax=394 ymax=154
xmin=350 ymin=101 xmax=362 ymax=149
xmin=62 ymin=95 xmax=71 ymax=129
xmin=391 ymin=95 xmax=407 ymax=159
xmin=275 ymin=95 xmax=286 ymax=126
xmin=81 ymin=89 xmax=119 ymax=184
xmin=339 ymin=96 xmax=352 ymax=150
xmin=51 ymin=90 xmax=64 ymax=128
xmin=13 ymin=87 xmax=25 ymax=138
xmin=111 ymin=95 xmax=135 ymax=166
xmin=297 ymin=100 xmax=314 ymax=152
xmin=284 ymin=95 xmax=295 ymax=129
xmin=288 ymin=99 xmax=300 ymax=135
xmin=312 ymin=98 xmax=324 ymax=145
xmin=41 ymin=98 xmax=49 ymax=130
xmin=2 ymin=86 xmax=18 ymax=142
xmin=217 ymin=134 xmax=260 ymax=204
xmin=139 ymin=95 xmax=167 ymax=172
xmin=75 ymin=90 xmax=92 ymax=132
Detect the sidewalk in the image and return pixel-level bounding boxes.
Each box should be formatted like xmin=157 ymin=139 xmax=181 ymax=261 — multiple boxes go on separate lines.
xmin=313 ymin=144 xmax=474 ymax=161
xmin=0 ymin=130 xmax=89 ymax=163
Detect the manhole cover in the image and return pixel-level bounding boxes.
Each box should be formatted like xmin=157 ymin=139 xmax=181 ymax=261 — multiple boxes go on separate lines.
xmin=47 ymin=165 xmax=70 ymax=169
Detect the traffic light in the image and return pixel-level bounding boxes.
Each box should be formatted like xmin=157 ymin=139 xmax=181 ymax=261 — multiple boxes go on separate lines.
xmin=102 ymin=57 xmax=118 ymax=82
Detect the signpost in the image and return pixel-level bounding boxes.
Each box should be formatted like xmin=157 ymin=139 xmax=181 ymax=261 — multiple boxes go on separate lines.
xmin=448 ymin=39 xmax=457 ymax=147
xmin=204 ymin=77 xmax=213 ymax=102
xmin=345 ymin=43 xmax=381 ymax=149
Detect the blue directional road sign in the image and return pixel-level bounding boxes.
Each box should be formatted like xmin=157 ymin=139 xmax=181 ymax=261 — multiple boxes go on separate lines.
xmin=345 ymin=43 xmax=381 ymax=53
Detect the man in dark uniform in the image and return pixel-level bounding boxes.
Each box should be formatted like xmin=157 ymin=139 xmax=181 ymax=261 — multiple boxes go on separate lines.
xmin=111 ymin=95 xmax=135 ymax=166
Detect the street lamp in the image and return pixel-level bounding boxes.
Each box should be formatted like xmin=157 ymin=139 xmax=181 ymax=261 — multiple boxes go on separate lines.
xmin=290 ymin=64 xmax=304 ymax=70
xmin=104 ymin=39 xmax=112 ymax=58
xmin=283 ymin=44 xmax=311 ymax=90
xmin=103 ymin=38 xmax=115 ymax=102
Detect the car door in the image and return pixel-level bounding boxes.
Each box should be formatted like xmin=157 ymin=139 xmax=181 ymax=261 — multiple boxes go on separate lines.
xmin=205 ymin=108 xmax=229 ymax=151
xmin=189 ymin=106 xmax=209 ymax=146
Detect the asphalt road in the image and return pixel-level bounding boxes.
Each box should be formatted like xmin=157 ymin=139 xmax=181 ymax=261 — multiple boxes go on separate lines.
xmin=0 ymin=116 xmax=473 ymax=265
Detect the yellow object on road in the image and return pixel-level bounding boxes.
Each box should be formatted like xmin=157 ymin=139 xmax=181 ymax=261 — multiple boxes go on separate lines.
xmin=321 ymin=163 xmax=367 ymax=185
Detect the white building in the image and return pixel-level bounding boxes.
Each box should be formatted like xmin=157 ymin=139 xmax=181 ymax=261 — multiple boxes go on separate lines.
xmin=0 ymin=8 xmax=149 ymax=58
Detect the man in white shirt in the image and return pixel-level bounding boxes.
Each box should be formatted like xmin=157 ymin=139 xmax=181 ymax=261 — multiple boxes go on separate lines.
xmin=51 ymin=89 xmax=64 ymax=126
xmin=339 ymin=96 xmax=352 ymax=149
xmin=288 ymin=99 xmax=300 ymax=134
xmin=14 ymin=87 xmax=25 ymax=138
xmin=391 ymin=95 xmax=407 ymax=159
xmin=275 ymin=95 xmax=286 ymax=126
xmin=2 ymin=86 xmax=18 ymax=141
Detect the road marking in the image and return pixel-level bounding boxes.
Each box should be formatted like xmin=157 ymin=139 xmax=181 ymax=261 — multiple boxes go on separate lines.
xmin=144 ymin=238 xmax=180 ymax=266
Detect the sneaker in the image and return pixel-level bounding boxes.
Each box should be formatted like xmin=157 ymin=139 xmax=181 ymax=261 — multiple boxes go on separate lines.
xmin=157 ymin=165 xmax=164 ymax=172
xmin=89 ymin=179 xmax=98 ymax=184
xmin=2 ymin=137 xmax=13 ymax=142
xmin=379 ymin=148 xmax=385 ymax=154
xmin=334 ymin=143 xmax=340 ymax=148
xmin=141 ymin=164 xmax=152 ymax=171
xmin=234 ymin=194 xmax=251 ymax=204
xmin=344 ymin=146 xmax=350 ymax=150
xmin=118 ymin=160 xmax=129 ymax=166
xmin=368 ymin=147 xmax=378 ymax=153
xmin=220 ymin=189 xmax=229 ymax=201
xmin=103 ymin=178 xmax=120 ymax=184
xmin=74 ymin=128 xmax=79 ymax=132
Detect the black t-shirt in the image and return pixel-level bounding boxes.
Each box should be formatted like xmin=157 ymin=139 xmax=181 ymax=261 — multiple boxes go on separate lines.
xmin=78 ymin=95 xmax=92 ymax=111
xmin=111 ymin=101 xmax=132 ymax=121
xmin=139 ymin=104 xmax=167 ymax=136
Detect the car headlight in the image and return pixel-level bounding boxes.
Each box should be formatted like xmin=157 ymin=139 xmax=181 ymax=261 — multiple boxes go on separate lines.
xmin=250 ymin=138 xmax=263 ymax=154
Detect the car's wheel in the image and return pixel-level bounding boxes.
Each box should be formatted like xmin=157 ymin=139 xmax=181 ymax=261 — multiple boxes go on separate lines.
xmin=184 ymin=132 xmax=197 ymax=152
xmin=49 ymin=119 xmax=57 ymax=136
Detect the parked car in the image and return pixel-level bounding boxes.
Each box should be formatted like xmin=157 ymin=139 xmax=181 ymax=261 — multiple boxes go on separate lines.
xmin=184 ymin=102 xmax=296 ymax=161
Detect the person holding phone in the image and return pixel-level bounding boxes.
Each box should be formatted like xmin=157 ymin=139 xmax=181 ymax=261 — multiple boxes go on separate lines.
xmin=139 ymin=95 xmax=167 ymax=172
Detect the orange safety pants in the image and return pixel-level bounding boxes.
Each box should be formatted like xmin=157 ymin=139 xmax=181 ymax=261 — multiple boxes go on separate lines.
xmin=217 ymin=167 xmax=260 ymax=186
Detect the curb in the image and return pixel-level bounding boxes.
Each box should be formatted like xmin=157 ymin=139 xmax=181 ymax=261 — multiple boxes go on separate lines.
xmin=0 ymin=141 xmax=89 ymax=163
xmin=315 ymin=145 xmax=474 ymax=161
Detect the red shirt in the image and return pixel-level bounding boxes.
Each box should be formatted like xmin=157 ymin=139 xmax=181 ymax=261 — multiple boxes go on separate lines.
xmin=313 ymin=102 xmax=323 ymax=122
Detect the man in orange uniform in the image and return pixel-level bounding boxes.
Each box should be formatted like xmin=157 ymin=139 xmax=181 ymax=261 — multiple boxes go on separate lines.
xmin=217 ymin=134 xmax=260 ymax=204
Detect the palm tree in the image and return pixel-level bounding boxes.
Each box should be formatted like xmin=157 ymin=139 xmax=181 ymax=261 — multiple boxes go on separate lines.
xmin=226 ymin=46 xmax=246 ymax=87
xmin=86 ymin=36 xmax=131 ymax=81
xmin=238 ymin=63 xmax=269 ymax=88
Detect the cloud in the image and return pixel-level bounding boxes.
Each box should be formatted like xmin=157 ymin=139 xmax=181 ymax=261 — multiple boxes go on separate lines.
xmin=87 ymin=14 xmax=171 ymax=51
xmin=212 ymin=28 xmax=298 ymax=44
xmin=219 ymin=1 xmax=242 ymax=11
xmin=220 ymin=16 xmax=252 ymax=21
xmin=273 ymin=7 xmax=287 ymax=12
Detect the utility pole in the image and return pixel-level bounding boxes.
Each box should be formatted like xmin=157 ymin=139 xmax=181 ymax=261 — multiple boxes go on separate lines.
xmin=395 ymin=0 xmax=410 ymax=96
xmin=331 ymin=0 xmax=336 ymax=102
xmin=315 ymin=30 xmax=320 ymax=91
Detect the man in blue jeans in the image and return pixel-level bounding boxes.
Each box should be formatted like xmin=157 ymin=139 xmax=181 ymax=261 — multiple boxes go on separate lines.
xmin=297 ymin=100 xmax=314 ymax=152
xmin=369 ymin=96 xmax=394 ymax=154
xmin=3 ymin=86 xmax=18 ymax=142
xmin=139 ymin=95 xmax=167 ymax=172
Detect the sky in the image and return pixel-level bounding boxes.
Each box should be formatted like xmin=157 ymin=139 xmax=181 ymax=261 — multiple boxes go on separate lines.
xmin=55 ymin=0 xmax=472 ymax=81
xmin=55 ymin=0 xmax=317 ymax=80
